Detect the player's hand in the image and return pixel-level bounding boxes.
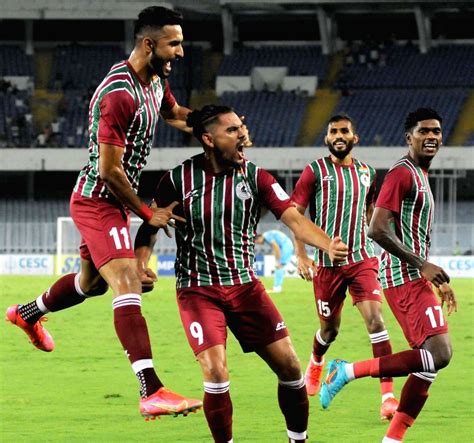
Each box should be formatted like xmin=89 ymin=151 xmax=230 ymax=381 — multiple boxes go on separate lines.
xmin=148 ymin=201 xmax=185 ymax=237
xmin=275 ymin=261 xmax=283 ymax=269
xmin=328 ymin=236 xmax=348 ymax=264
xmin=420 ymin=261 xmax=450 ymax=287
xmin=436 ymin=282 xmax=457 ymax=315
xmin=141 ymin=267 xmax=158 ymax=293
xmin=240 ymin=115 xmax=253 ymax=147
xmin=296 ymin=255 xmax=317 ymax=281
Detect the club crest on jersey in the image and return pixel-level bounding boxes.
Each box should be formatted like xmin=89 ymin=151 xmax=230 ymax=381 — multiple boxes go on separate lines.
xmin=236 ymin=181 xmax=252 ymax=200
xmin=360 ymin=173 xmax=370 ymax=187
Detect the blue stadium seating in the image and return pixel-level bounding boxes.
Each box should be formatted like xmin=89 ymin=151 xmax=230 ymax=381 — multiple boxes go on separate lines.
xmin=315 ymin=89 xmax=469 ymax=146
xmin=50 ymin=44 xmax=125 ymax=91
xmin=220 ymin=91 xmax=307 ymax=147
xmin=0 ymin=91 xmax=34 ymax=147
xmin=218 ymin=45 xmax=328 ymax=78
xmin=337 ymin=44 xmax=474 ymax=88
xmin=0 ymin=45 xmax=35 ymax=76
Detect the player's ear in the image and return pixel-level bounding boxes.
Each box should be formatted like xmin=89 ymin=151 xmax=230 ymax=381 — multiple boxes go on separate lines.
xmin=405 ymin=131 xmax=412 ymax=145
xmin=353 ymin=133 xmax=360 ymax=145
xmin=202 ymin=132 xmax=214 ymax=148
xmin=324 ymin=135 xmax=328 ymax=145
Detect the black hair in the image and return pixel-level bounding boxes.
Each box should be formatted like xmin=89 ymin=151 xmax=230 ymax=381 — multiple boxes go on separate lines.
xmin=404 ymin=108 xmax=442 ymax=133
xmin=186 ymin=105 xmax=234 ymax=142
xmin=134 ymin=6 xmax=183 ymax=40
xmin=327 ymin=113 xmax=356 ymax=132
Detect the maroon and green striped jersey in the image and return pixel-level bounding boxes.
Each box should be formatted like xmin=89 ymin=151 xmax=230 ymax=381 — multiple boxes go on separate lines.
xmin=292 ymin=157 xmax=377 ymax=266
xmin=155 ymin=154 xmax=292 ymax=288
xmin=74 ymin=60 xmax=176 ymax=199
xmin=376 ymin=156 xmax=434 ymax=288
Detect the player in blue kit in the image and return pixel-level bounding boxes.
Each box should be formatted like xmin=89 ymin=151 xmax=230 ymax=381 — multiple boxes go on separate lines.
xmin=256 ymin=230 xmax=295 ymax=293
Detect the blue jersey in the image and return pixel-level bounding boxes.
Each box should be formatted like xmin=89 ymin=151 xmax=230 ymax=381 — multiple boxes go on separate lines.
xmin=263 ymin=230 xmax=294 ymax=262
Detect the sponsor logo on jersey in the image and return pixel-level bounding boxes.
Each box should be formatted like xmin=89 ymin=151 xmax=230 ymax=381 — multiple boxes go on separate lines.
xmin=236 ymin=181 xmax=252 ymax=200
xmin=184 ymin=189 xmax=200 ymax=200
xmin=275 ymin=321 xmax=287 ymax=331
xmin=271 ymin=183 xmax=290 ymax=201
xmin=322 ymin=175 xmax=334 ymax=182
xmin=360 ymin=173 xmax=371 ymax=187
xmin=418 ymin=185 xmax=428 ymax=193
xmin=372 ymin=289 xmax=381 ymax=295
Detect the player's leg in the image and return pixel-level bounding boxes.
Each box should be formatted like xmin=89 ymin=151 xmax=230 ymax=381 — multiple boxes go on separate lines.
xmin=272 ymin=249 xmax=292 ymax=293
xmin=357 ymin=299 xmax=398 ymax=419
xmin=226 ymin=280 xmax=307 ymax=443
xmin=178 ymin=287 xmax=231 ymax=441
xmin=99 ymin=257 xmax=196 ymax=418
xmin=305 ymin=267 xmax=345 ymax=395
xmin=257 ymin=337 xmax=308 ymax=443
xmin=196 ymin=345 xmax=233 ymax=443
xmin=384 ymin=333 xmax=452 ymax=442
xmin=320 ymin=279 xmax=449 ymax=412
xmin=5 ymin=253 xmax=107 ymax=352
xmin=351 ymin=260 xmax=398 ymax=418
xmin=272 ymin=266 xmax=285 ymax=293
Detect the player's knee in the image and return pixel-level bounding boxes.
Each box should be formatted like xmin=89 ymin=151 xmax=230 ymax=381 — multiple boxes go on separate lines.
xmin=433 ymin=346 xmax=453 ymax=370
xmin=85 ymin=281 xmax=109 ymax=296
xmin=276 ymin=353 xmax=302 ymax=381
xmin=321 ymin=327 xmax=338 ymax=343
xmin=202 ymin=361 xmax=229 ymax=383
xmin=365 ymin=318 xmax=386 ymax=334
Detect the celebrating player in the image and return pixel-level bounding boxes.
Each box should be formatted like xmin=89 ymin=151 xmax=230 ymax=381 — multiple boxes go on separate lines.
xmin=292 ymin=113 xmax=398 ymax=419
xmin=255 ymin=229 xmax=295 ymax=293
xmin=319 ymin=108 xmax=457 ymax=442
xmin=6 ymin=6 xmax=203 ymax=419
xmin=134 ymin=105 xmax=348 ymax=442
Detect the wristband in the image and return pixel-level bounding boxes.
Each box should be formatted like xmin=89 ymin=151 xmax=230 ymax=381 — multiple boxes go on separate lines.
xmin=136 ymin=202 xmax=153 ymax=222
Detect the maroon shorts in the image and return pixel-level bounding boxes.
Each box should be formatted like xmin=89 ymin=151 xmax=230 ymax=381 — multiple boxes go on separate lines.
xmin=384 ymin=278 xmax=449 ymax=348
xmin=313 ymin=257 xmax=382 ymax=321
xmin=70 ymin=192 xmax=135 ymax=270
xmin=177 ymin=280 xmax=289 ymax=355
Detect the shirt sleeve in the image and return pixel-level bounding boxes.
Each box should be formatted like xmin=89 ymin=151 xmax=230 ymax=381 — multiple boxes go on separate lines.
xmin=161 ymin=80 xmax=177 ymax=112
xmin=375 ymin=166 xmax=413 ymax=215
xmin=98 ymin=90 xmax=135 ymax=147
xmin=291 ymin=164 xmax=316 ymax=209
xmin=257 ymin=168 xmax=292 ymax=220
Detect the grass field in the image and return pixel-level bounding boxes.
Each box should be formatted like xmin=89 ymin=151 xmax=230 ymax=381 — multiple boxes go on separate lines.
xmin=1 ymin=276 xmax=473 ymax=442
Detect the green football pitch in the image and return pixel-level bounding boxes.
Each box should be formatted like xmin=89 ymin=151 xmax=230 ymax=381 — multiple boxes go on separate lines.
xmin=1 ymin=276 xmax=473 ymax=442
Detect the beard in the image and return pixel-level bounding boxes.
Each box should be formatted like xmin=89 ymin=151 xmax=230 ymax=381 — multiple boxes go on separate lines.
xmin=215 ymin=146 xmax=241 ymax=169
xmin=150 ymin=53 xmax=166 ymax=79
xmin=328 ymin=140 xmax=354 ymax=159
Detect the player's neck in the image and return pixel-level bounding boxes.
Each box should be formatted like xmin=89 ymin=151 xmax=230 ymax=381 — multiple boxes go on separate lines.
xmin=330 ymin=153 xmax=353 ymax=166
xmin=127 ymin=52 xmax=153 ymax=84
xmin=407 ymin=152 xmax=432 ymax=171
xmin=203 ymin=153 xmax=233 ymax=175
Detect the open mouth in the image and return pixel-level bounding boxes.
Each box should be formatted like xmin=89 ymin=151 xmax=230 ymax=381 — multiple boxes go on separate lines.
xmin=236 ymin=142 xmax=246 ymax=160
xmin=333 ymin=141 xmax=347 ymax=148
xmin=423 ymin=141 xmax=438 ymax=152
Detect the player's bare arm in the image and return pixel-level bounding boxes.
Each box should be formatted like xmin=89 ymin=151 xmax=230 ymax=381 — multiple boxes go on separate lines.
xmin=369 ymin=206 xmax=450 ymax=286
xmin=99 ymin=145 xmax=184 ymax=229
xmin=99 ymin=142 xmax=151 ymax=215
xmin=280 ymin=206 xmax=348 ymax=264
xmin=292 ymin=203 xmax=316 ymax=280
xmin=161 ymin=103 xmax=193 ymax=133
xmin=366 ymin=202 xmax=375 ymax=225
xmin=437 ymin=282 xmax=458 ymax=315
